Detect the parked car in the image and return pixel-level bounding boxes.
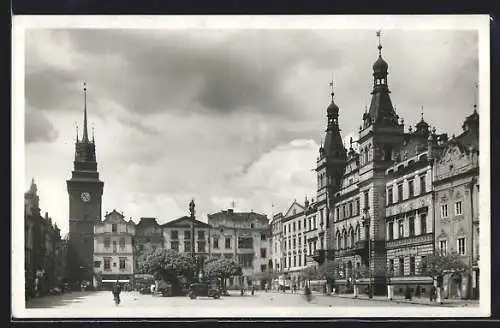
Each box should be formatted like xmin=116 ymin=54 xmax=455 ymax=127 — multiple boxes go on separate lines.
xmin=188 ymin=281 xmax=221 ymax=299
xmin=80 ymin=280 xmax=90 ymax=291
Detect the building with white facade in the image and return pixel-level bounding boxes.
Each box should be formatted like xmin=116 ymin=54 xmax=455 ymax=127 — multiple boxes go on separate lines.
xmin=207 ymin=209 xmax=270 ymax=289
xmin=93 ymin=209 xmax=136 ymax=288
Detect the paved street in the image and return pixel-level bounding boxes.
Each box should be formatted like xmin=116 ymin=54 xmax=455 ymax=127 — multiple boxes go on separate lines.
xmin=21 ymin=290 xmax=481 ymax=318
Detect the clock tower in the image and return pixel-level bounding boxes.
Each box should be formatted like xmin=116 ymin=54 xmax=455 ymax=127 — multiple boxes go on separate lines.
xmin=66 ymin=83 xmax=104 ymax=283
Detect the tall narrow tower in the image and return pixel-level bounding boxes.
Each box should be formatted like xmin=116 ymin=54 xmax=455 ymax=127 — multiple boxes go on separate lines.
xmin=317 ymin=79 xmax=347 ymax=258
xmin=66 ymin=83 xmax=104 ymax=283
xmin=358 ymin=31 xmax=404 ymax=295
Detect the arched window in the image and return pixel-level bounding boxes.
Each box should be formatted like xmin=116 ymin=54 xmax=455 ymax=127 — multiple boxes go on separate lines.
xmin=364 ymin=146 xmax=369 ymax=163
xmin=368 ymin=144 xmax=372 ymax=162
xmin=342 ymin=230 xmax=348 ymax=249
xmin=336 ymin=231 xmax=341 ymax=250
xmin=355 ymin=224 xmax=361 ymax=242
xmin=350 ymin=228 xmax=355 ymax=248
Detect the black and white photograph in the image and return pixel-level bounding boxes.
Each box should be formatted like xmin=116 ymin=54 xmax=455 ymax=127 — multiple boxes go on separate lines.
xmin=12 ymin=15 xmax=490 ymax=318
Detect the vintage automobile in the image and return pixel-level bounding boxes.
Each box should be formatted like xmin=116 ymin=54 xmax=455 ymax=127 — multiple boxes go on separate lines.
xmin=188 ymin=281 xmax=221 ymax=299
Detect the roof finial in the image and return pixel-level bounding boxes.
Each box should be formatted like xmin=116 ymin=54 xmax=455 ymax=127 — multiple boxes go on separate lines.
xmin=473 ymin=82 xmax=478 ymax=113
xmin=329 ymin=78 xmax=335 ymax=101
xmin=74 ymin=121 xmax=79 ymax=142
xmin=421 ymin=105 xmax=424 ymax=121
xmin=82 ymin=82 xmax=89 ymax=142
xmin=376 ymin=30 xmax=383 ymax=56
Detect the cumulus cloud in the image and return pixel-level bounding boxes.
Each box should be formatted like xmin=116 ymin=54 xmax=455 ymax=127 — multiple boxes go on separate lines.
xmin=23 ymin=28 xmax=479 ymax=234
xmin=25 ymin=108 xmax=59 ymax=143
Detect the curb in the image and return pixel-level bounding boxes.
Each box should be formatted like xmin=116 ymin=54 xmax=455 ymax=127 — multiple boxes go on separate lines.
xmin=329 ymin=295 xmax=473 ymax=307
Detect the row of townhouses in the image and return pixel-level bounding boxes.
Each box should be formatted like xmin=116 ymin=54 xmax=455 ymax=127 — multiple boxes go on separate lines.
xmin=268 ymin=36 xmax=480 ymax=300
xmin=90 ymin=208 xmax=270 ymax=289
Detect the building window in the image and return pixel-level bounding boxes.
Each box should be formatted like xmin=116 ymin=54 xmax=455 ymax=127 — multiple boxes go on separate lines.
xmin=398 ymin=220 xmax=404 ymax=238
xmin=420 ymin=255 xmax=427 ymax=274
xmin=283 ymin=226 xmax=286 ymax=234
xmin=119 ymin=257 xmax=126 ymax=270
xmin=171 ymin=230 xmax=178 ymax=240
xmin=94 ymin=261 xmax=101 ymax=268
xmin=388 ymin=187 xmax=393 ymax=205
xmin=313 ymin=216 xmax=317 ymax=229
xmin=260 ymin=248 xmax=267 ymax=258
xmin=364 ymin=190 xmax=369 ymax=209
xmin=104 ymin=258 xmax=111 ymax=271
xmin=455 ymin=201 xmax=463 ymax=216
xmin=184 ymin=231 xmax=191 ymax=240
xmin=349 ymin=202 xmax=353 ymax=218
xmin=439 ymin=240 xmax=447 ymax=256
xmin=213 ymin=237 xmax=219 ymax=249
xmin=293 ymin=238 xmax=296 ymax=249
xmin=184 ymin=241 xmax=192 ymax=252
xmin=225 ymin=237 xmax=231 ymax=249
xmin=112 ymin=224 xmax=117 ymax=233
xmin=104 ymin=238 xmax=110 ymax=248
xmin=409 ymin=257 xmax=415 ymax=276
xmin=336 ymin=207 xmax=340 ymax=221
xmin=112 ymin=241 xmax=117 ymax=253
xmin=457 ymin=237 xmax=466 ymax=255
xmin=409 ymin=216 xmax=415 ymax=237
xmin=171 ymin=241 xmax=179 ymax=251
xmin=293 ymin=222 xmax=296 ymax=232
xmin=420 ymin=214 xmax=427 ymax=234
xmin=293 ymin=256 xmax=297 ymax=267
xmin=420 ymin=175 xmax=426 ymax=194
xmin=298 ymin=254 xmax=302 ymax=267
xmin=399 ymin=257 xmax=404 ymax=276
xmin=356 ymin=199 xmax=360 ymax=215
xmin=408 ymin=179 xmax=414 ymax=198
xmin=198 ymin=230 xmax=205 ymax=240
xmin=388 ymin=222 xmax=394 ymax=240
xmin=261 ymin=233 xmax=266 ymax=241
xmin=198 ymin=241 xmax=206 ymax=253
xmin=389 ymin=259 xmax=394 ymax=275
xmin=298 ymin=221 xmax=301 ymax=230
xmin=303 ymin=218 xmax=307 ymax=228
xmin=397 ymin=184 xmax=404 ymax=202
xmin=440 ymin=204 xmax=448 ymax=218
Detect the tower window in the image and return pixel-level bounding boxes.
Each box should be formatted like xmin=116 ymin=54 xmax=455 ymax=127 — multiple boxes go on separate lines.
xmin=112 ymin=224 xmax=117 ymax=233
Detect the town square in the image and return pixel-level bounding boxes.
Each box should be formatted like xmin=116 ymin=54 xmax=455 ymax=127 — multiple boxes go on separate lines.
xmin=15 ymin=16 xmax=488 ymax=318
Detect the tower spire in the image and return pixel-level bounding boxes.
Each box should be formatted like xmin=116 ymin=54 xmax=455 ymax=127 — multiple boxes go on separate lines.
xmin=82 ymin=82 xmax=89 ymax=142
xmin=421 ymin=105 xmax=424 ymax=121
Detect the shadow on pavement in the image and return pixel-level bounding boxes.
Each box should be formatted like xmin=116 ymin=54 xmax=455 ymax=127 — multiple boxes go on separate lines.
xmin=26 ymin=291 xmax=94 ymax=309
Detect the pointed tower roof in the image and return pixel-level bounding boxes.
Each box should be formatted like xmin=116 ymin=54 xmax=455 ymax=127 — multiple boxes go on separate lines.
xmin=82 ymin=82 xmax=89 ymax=142
xmin=323 ymin=79 xmax=346 ymax=158
xmin=367 ymin=31 xmax=399 ymax=127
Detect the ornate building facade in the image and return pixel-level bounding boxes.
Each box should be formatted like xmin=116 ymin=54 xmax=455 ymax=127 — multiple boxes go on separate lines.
xmin=207 ymin=209 xmax=270 ymax=288
xmin=433 ymin=109 xmax=479 ymax=299
xmin=24 ymin=178 xmax=63 ymax=298
xmin=66 ymin=84 xmax=104 ymax=283
xmin=93 ymin=210 xmax=136 ymax=289
xmin=134 ymin=217 xmax=164 ymax=270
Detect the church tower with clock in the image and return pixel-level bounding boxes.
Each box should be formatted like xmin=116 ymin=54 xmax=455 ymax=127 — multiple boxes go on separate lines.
xmin=66 ymin=83 xmax=104 ymax=283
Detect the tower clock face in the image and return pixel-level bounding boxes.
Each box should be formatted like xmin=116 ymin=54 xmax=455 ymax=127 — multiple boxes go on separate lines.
xmin=80 ymin=192 xmax=91 ymax=202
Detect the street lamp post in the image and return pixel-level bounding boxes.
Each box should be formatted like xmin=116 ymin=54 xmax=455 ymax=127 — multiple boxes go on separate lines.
xmin=362 ymin=209 xmax=373 ymax=298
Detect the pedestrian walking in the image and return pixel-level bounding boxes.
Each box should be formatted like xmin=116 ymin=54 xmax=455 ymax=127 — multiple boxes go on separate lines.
xmin=430 ymin=285 xmax=437 ymax=302
xmin=293 ymin=284 xmax=297 ymax=294
xmin=323 ymin=284 xmax=327 ymax=296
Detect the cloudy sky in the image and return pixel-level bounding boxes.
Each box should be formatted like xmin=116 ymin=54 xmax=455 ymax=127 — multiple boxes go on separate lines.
xmin=23 ymin=28 xmax=478 ymax=235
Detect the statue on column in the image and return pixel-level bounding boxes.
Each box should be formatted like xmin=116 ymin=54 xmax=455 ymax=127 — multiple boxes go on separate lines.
xmin=189 ymin=199 xmax=195 ymax=217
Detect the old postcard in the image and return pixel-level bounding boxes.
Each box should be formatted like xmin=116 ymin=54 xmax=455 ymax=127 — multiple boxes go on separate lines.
xmin=12 ymin=15 xmax=490 ymax=318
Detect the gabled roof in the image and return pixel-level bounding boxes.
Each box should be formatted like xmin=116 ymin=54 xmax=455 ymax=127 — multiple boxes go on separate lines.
xmin=207 ymin=210 xmax=268 ymax=222
xmin=99 ymin=209 xmax=135 ymax=225
xmin=283 ymin=200 xmax=304 ymax=218
xmin=136 ymin=217 xmax=161 ymax=227
xmin=161 ymin=216 xmax=212 ymax=228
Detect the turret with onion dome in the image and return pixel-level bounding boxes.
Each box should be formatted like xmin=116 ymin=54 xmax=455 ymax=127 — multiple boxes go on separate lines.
xmin=415 ymin=106 xmax=430 ymax=138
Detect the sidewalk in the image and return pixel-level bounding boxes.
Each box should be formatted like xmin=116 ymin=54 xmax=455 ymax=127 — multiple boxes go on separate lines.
xmin=328 ymin=293 xmax=479 ymax=307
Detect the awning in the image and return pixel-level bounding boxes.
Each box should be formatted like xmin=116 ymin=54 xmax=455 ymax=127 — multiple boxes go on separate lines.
xmin=102 ymin=280 xmax=129 ymax=283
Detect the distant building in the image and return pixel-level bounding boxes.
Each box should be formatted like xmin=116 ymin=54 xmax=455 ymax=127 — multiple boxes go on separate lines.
xmin=134 ymin=217 xmax=164 ymax=270
xmin=162 ymin=216 xmax=212 ymax=276
xmin=207 ymin=209 xmax=270 ymax=289
xmin=433 ymin=109 xmax=479 ymax=299
xmin=270 ymin=213 xmax=283 ymax=273
xmin=93 ymin=210 xmax=135 ymax=288
xmin=24 ymin=178 xmax=63 ymax=298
